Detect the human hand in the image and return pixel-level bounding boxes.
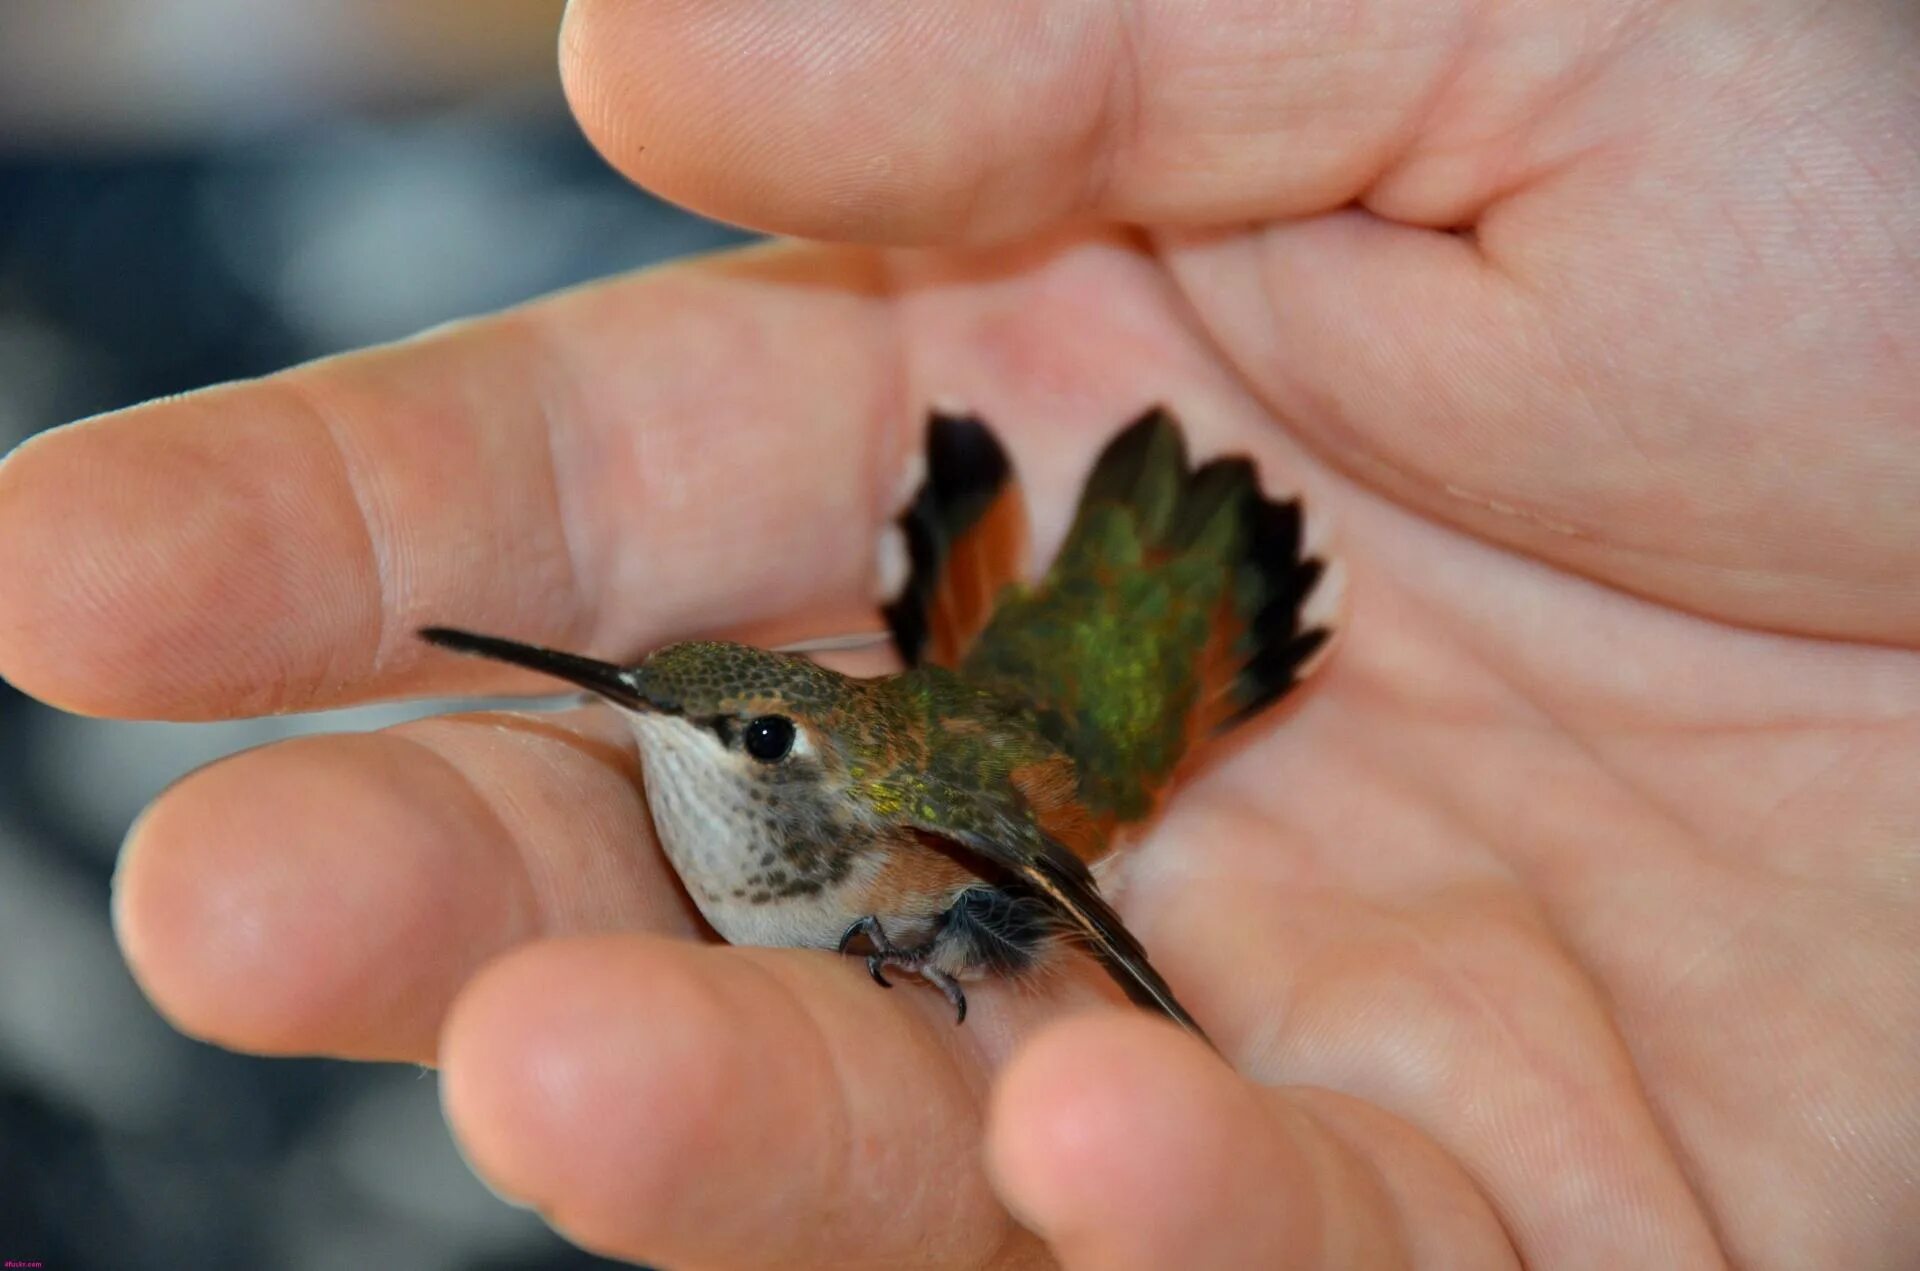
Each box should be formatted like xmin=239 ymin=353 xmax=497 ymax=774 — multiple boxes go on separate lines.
xmin=2 ymin=0 xmax=1915 ymax=1266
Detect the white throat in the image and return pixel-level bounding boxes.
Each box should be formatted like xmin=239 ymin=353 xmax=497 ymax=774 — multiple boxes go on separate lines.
xmin=627 ymin=714 xmax=755 ymax=903
xmin=624 ymin=712 xmax=872 ymax=949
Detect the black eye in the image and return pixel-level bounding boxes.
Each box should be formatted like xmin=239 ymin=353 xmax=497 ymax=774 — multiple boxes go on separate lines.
xmin=743 ymin=715 xmax=796 ymax=762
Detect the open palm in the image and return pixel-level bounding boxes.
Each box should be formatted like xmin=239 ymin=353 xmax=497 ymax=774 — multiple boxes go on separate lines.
xmin=2 ymin=1 xmax=1914 ymax=1267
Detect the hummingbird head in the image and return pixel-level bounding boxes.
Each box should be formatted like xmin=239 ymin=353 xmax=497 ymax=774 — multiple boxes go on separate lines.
xmin=633 ymin=639 xmax=860 ymax=764
xmin=419 ymin=627 xmax=877 ymax=829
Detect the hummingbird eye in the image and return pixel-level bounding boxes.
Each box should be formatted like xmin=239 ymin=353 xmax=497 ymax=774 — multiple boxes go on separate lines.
xmin=743 ymin=715 xmax=796 ymax=763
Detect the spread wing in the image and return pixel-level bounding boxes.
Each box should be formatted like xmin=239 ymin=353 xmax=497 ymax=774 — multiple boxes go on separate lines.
xmin=908 ymin=806 xmax=1210 ymax=1043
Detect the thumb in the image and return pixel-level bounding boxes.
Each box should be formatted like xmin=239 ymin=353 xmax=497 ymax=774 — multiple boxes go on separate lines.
xmin=558 ymin=0 xmax=1475 ymax=244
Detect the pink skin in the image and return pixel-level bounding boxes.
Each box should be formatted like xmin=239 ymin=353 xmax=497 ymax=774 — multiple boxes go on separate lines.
xmin=0 ymin=0 xmax=1914 ymax=1267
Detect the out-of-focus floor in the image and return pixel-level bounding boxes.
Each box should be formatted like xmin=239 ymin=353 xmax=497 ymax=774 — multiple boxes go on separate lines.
xmin=0 ymin=88 xmax=750 ymax=1271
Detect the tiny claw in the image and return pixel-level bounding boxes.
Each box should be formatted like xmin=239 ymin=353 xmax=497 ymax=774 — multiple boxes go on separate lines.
xmin=921 ymin=966 xmax=968 ymax=1025
xmin=839 ymin=914 xmax=966 ymax=1022
xmin=840 ymin=914 xmax=894 ymax=956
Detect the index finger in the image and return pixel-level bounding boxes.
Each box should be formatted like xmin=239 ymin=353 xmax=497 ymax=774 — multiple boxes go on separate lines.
xmin=0 ymin=245 xmax=899 ymax=720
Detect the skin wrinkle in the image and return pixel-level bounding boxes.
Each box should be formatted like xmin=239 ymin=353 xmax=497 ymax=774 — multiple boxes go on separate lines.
xmin=731 ymin=958 xmax=869 ymax=1264
xmin=1352 ymin=3 xmax=1483 ymax=218
xmin=1247 ymin=669 xmax=1524 ymax=894
xmin=1452 ymin=611 xmax=1713 ymax=864
xmin=746 ymin=953 xmax=1010 ymax=1271
xmin=272 ymin=372 xmax=392 ymax=698
xmin=1319 ymin=574 xmax=1737 ymax=1250
xmin=1633 ymin=888 xmax=1781 ymax=1023
xmin=1269 ymin=1095 xmax=1395 ymax=1268
xmin=388 ymin=730 xmax=545 ymax=1015
xmin=414 ymin=715 xmax=608 ymax=942
xmin=1834 ymin=116 xmax=1920 ymax=284
xmin=1498 ymin=655 xmax=1868 ymax=876
xmin=1412 ymin=710 xmax=1743 ymax=1262
xmin=1730 ymin=729 xmax=1874 ymax=877
xmin=1238 ymin=230 xmax=1580 ymax=541
xmin=516 ymin=310 xmax=604 ymax=654
xmin=1210 ymin=850 xmax=1695 ymax=1260
xmin=1094 ymin=0 xmax=1146 ymax=219
xmin=1351 ymin=519 xmax=1920 ymax=840
xmin=1521 ymin=288 xmax=1663 ymax=477
xmin=1325 ymin=1087 xmax=1528 ymax=1268
xmin=1647 ymin=911 xmax=1905 ymax=1266
xmin=1510 ymin=1 xmax=1669 ymax=195
xmin=1415 ymin=888 xmax=1728 ymax=1267
xmin=1090 ymin=11 xmax=1916 ymax=652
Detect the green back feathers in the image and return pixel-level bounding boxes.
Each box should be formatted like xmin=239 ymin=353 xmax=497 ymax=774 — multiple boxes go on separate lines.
xmin=885 ymin=407 xmax=1335 ymax=829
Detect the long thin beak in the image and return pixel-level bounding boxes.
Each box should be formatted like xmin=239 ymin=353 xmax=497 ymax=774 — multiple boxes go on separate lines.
xmin=419 ymin=627 xmax=653 ymax=711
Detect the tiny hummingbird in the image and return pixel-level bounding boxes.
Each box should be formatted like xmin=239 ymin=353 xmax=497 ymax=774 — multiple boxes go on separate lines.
xmin=422 ymin=407 xmax=1337 ymax=1040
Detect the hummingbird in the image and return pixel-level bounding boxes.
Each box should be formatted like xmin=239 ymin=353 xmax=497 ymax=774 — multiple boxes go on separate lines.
xmin=421 ymin=407 xmax=1337 ymax=1040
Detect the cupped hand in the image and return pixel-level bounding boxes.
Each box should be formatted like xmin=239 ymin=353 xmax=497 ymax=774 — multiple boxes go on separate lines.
xmin=2 ymin=1 xmax=1914 ymax=1266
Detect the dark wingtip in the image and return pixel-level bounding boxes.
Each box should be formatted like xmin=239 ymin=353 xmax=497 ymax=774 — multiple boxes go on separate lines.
xmin=1223 ymin=623 xmax=1332 ymax=729
xmin=1192 ymin=477 xmax=1336 ymax=733
xmin=884 ymin=410 xmax=1017 ymax=667
xmin=925 ymin=411 xmax=1010 ymax=499
xmin=1026 ymin=850 xmax=1214 ymax=1046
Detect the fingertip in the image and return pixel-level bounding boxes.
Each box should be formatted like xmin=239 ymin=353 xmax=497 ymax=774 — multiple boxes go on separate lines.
xmin=0 ymin=422 xmax=159 ymax=715
xmin=112 ymin=734 xmax=528 ymax=1061
xmin=0 ymin=397 xmax=376 ymax=719
xmin=113 ymin=747 xmax=329 ymax=1054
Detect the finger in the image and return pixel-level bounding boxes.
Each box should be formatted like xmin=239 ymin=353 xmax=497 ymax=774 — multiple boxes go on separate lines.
xmin=560 ymin=0 xmax=1494 ymax=243
xmin=440 ymin=934 xmax=1074 ymax=1269
xmin=986 ymin=1015 xmax=1518 ymax=1270
xmin=113 ymin=707 xmax=699 ymax=1063
xmin=0 ymin=245 xmax=899 ymax=719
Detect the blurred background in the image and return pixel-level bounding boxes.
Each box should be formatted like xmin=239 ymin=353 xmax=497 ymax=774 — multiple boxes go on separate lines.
xmin=0 ymin=3 xmax=751 ymax=1267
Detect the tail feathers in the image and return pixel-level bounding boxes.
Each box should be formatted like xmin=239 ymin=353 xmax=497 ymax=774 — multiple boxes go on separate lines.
xmin=883 ymin=413 xmax=1029 ymax=668
xmin=1218 ymin=503 xmax=1334 ymax=731
xmin=1070 ymin=407 xmax=1190 ymax=545
xmin=887 ymin=405 xmax=1339 ymax=821
xmin=1078 ymin=408 xmax=1338 ymax=737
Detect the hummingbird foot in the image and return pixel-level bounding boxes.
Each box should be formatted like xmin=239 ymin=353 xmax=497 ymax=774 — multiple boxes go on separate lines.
xmin=836 ymin=915 xmax=969 ymax=1025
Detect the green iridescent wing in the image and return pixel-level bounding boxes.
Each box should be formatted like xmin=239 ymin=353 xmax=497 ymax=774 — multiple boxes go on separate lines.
xmin=956 ymin=409 xmax=1334 ymax=825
